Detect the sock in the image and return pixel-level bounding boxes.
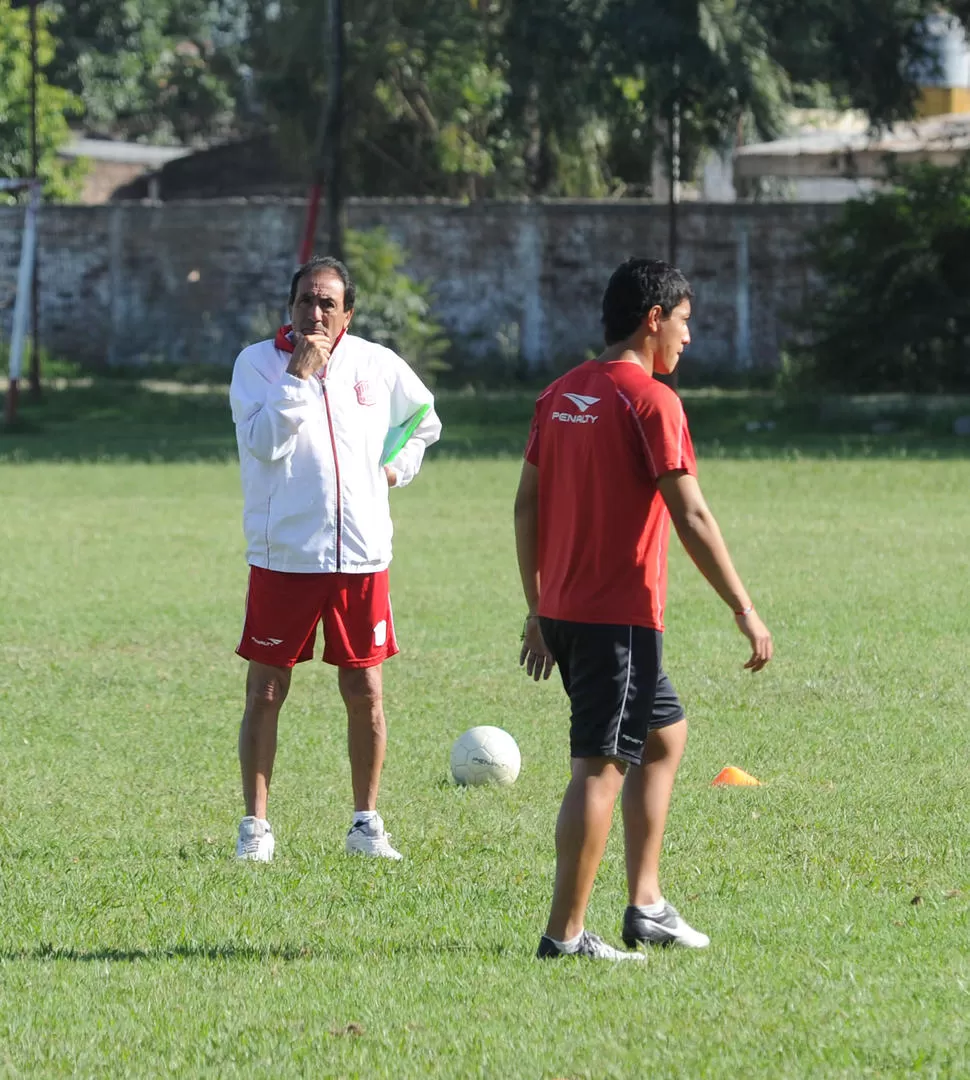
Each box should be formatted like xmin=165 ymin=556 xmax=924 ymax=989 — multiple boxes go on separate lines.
xmin=633 ymin=898 xmax=666 ymax=916
xmin=547 ymin=932 xmax=583 ymax=954
xmin=353 ymin=810 xmax=379 ymax=826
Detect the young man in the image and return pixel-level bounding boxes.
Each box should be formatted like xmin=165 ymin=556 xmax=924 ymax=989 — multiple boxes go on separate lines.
xmin=514 ymin=257 xmax=772 ymax=960
xmin=230 ymin=255 xmax=441 ymax=862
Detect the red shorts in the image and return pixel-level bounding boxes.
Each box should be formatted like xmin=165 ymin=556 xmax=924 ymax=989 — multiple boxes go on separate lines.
xmin=236 ymin=567 xmax=399 ymax=670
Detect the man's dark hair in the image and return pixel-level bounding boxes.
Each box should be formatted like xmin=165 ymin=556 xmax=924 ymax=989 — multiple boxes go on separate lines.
xmin=288 ymin=255 xmax=356 ymax=310
xmin=601 ymin=258 xmax=693 ymax=345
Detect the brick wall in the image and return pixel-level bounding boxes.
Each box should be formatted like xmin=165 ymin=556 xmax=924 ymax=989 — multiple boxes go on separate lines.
xmin=0 ymin=199 xmax=839 ymax=374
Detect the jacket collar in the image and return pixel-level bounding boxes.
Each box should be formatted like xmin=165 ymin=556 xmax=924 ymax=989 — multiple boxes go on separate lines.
xmin=274 ymin=324 xmax=295 ymax=352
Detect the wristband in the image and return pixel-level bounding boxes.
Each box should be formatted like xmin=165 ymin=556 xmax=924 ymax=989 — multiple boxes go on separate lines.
xmin=734 ymin=605 xmax=754 ymax=616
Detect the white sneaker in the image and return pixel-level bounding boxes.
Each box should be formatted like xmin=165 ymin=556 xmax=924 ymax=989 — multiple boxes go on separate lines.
xmin=345 ymin=815 xmax=403 ymax=860
xmin=236 ymin=816 xmax=275 ymax=862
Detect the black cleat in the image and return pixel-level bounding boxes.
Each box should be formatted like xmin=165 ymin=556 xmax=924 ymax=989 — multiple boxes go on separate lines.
xmin=537 ymin=930 xmax=647 ymax=961
xmin=622 ymin=902 xmax=710 ymax=949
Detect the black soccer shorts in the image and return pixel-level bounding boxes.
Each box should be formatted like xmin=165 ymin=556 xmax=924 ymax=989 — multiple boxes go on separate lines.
xmin=539 ymin=618 xmax=685 ymax=766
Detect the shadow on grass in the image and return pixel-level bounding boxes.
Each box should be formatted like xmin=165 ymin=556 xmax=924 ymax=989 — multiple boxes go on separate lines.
xmin=3 ymin=380 xmax=970 ymax=463
xmin=6 ymin=940 xmax=499 ymax=962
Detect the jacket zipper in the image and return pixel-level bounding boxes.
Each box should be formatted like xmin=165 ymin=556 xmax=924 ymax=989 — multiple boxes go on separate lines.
xmin=321 ymin=380 xmax=343 ymax=571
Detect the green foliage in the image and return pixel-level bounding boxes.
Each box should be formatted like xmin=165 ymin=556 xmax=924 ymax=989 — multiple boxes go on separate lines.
xmin=497 ymin=0 xmax=620 ymax=195
xmin=0 ymin=0 xmax=85 ymax=201
xmin=246 ymin=0 xmax=970 ymax=200
xmin=0 ymin=338 xmax=82 ymax=380
xmin=602 ymin=0 xmax=792 ymax=189
xmin=373 ymin=11 xmax=510 ymax=194
xmin=754 ymin=0 xmax=970 ymax=127
xmin=345 ymin=228 xmax=450 ymax=384
xmin=246 ymin=0 xmax=514 ymax=197
xmin=800 ymin=156 xmax=970 ymax=393
xmin=43 ymin=0 xmax=247 ymax=144
xmin=25 ymin=0 xmax=970 ymax=198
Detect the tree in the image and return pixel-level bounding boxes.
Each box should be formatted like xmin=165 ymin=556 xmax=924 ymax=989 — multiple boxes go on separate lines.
xmin=345 ymin=228 xmax=450 ymax=383
xmin=40 ymin=0 xmax=970 ymax=198
xmin=800 ymin=156 xmax=970 ymax=392
xmin=497 ymin=0 xmax=618 ymax=196
xmin=245 ymin=0 xmax=509 ymax=197
xmin=0 ymin=0 xmax=84 ymax=201
xmin=246 ymin=0 xmax=655 ymax=199
xmin=32 ymin=0 xmax=248 ymax=145
xmin=754 ymin=0 xmax=970 ymax=126
xmin=600 ymin=1 xmax=791 ymax=186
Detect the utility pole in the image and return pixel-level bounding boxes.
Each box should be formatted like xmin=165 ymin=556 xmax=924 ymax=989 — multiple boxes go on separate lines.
xmin=667 ymin=64 xmax=681 ymax=269
xmin=668 ymin=62 xmax=681 ymax=391
xmin=29 ymin=0 xmax=41 ymax=400
xmin=297 ymin=0 xmax=346 ymax=266
xmin=325 ymin=0 xmax=345 ymax=261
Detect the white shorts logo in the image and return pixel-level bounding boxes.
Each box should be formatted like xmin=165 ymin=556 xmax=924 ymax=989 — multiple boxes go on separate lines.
xmin=373 ymin=620 xmax=387 ymax=647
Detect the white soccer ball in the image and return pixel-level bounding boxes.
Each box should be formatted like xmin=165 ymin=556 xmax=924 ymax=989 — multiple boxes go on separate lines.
xmin=450 ymin=726 xmax=521 ymax=787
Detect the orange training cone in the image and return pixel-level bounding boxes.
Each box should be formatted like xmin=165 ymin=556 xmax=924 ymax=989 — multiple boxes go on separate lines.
xmin=712 ymin=766 xmax=761 ymax=787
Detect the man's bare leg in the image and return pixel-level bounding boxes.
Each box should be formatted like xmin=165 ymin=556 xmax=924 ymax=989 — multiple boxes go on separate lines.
xmin=339 ymin=665 xmax=386 ymax=812
xmin=340 ymin=664 xmax=402 ymax=858
xmin=545 ymin=756 xmax=627 ymax=941
xmin=620 ymin=719 xmax=708 ymax=947
xmin=239 ymin=661 xmax=291 ymax=819
xmin=621 ymin=719 xmax=687 ymax=906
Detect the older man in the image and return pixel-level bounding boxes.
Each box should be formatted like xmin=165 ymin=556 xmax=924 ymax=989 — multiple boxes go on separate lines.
xmin=230 ymin=255 xmax=441 ymax=861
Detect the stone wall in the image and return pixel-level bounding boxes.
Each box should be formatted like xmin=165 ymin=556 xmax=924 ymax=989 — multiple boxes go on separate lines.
xmin=0 ymin=198 xmax=839 ymax=375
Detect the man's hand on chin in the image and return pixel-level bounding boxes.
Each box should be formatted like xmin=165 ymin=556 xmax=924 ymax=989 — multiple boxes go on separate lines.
xmin=287 ymin=329 xmax=333 ymax=380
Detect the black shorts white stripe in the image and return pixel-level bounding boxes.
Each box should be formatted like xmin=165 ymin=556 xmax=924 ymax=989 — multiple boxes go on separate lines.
xmin=539 ymin=618 xmax=685 ymax=766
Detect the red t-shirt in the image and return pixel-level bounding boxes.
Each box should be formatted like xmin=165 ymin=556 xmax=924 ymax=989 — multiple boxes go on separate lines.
xmin=524 ymin=359 xmax=697 ymax=630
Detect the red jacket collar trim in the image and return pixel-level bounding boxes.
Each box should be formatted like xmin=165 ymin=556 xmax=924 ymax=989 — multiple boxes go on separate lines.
xmin=274 ymin=324 xmax=295 ymax=353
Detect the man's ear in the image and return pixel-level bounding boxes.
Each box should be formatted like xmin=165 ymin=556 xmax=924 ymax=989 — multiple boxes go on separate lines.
xmin=645 ymin=304 xmax=664 ymax=333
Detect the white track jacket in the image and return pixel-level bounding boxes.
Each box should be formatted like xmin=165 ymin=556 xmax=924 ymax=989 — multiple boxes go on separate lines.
xmin=230 ymin=330 xmax=442 ymax=574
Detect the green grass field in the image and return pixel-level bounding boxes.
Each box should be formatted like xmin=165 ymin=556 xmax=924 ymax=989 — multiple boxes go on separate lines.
xmin=2 ymin=381 xmax=970 ymax=1078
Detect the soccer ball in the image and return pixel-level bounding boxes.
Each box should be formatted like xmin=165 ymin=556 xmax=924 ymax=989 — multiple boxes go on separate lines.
xmin=450 ymin=726 xmax=521 ymax=787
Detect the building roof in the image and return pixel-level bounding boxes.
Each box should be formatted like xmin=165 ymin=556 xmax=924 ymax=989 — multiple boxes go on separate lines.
xmin=59 ymin=138 xmax=192 ymax=167
xmin=110 ymin=134 xmax=308 ymax=201
xmin=734 ymin=112 xmax=970 ymax=181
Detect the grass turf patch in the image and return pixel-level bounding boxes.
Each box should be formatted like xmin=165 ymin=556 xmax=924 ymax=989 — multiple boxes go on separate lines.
xmin=1 ymin=385 xmax=970 ymax=1076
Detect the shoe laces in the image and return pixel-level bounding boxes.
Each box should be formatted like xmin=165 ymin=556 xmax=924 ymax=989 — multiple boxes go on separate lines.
xmin=238 ymin=830 xmax=265 ymax=854
xmin=579 ymin=931 xmax=617 ymax=959
xmin=239 ymin=819 xmax=270 ymax=850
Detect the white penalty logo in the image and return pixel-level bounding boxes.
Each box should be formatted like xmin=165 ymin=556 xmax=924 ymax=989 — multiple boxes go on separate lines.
xmin=552 ymin=393 xmax=600 ymax=424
